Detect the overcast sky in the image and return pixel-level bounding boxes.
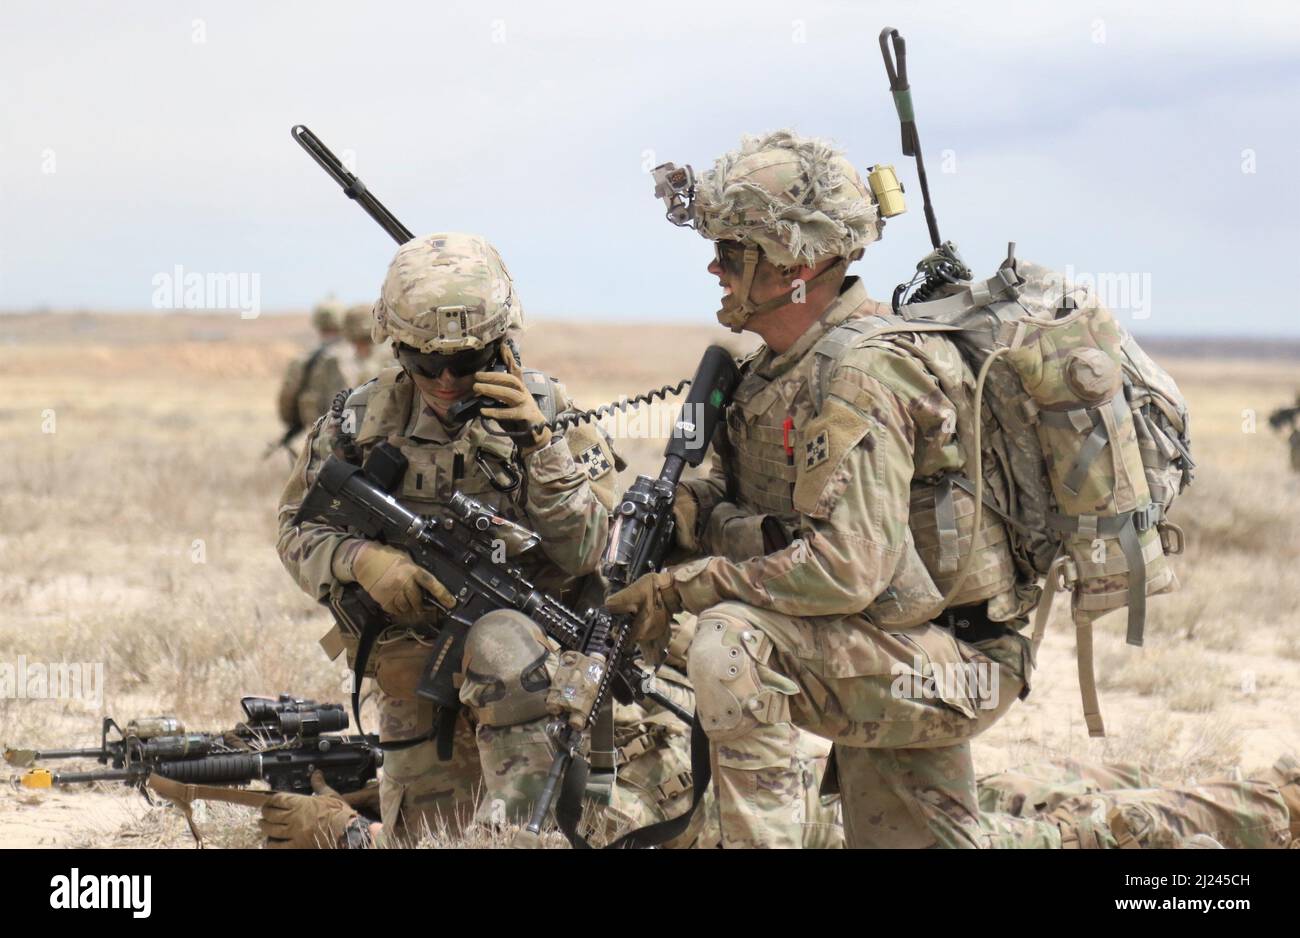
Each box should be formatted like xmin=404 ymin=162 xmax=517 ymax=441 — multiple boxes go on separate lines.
xmin=1 ymin=0 xmax=1297 ymax=335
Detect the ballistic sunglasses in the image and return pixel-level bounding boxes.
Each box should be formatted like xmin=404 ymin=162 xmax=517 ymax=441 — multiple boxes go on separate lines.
xmin=714 ymin=239 xmax=751 ymax=272
xmin=395 ymin=342 xmax=500 ymax=379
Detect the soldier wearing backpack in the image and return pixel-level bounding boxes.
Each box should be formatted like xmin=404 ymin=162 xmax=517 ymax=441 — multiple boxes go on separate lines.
xmin=294 ymin=303 xmax=387 ymax=430
xmin=273 ymin=298 xmax=348 ymax=456
xmin=593 ymin=129 xmax=1299 ymax=849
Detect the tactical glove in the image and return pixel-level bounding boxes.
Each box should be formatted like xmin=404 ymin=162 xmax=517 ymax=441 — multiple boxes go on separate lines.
xmin=605 ymin=570 xmax=681 ymax=644
xmin=672 ymin=486 xmax=700 ymax=552
xmin=351 ymin=542 xmax=455 ymax=620
xmin=475 ymin=345 xmax=552 ymax=453
xmin=260 ymin=771 xmax=368 ymax=849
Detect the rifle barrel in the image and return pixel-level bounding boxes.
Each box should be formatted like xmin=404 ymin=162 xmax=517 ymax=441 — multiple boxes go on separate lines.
xmin=43 ymin=768 xmax=138 ymax=785
xmin=27 ymin=747 xmax=109 ymax=761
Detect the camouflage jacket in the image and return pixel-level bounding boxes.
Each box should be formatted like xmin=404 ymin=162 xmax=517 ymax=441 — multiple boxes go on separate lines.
xmin=277 ymin=364 xmax=620 ymax=614
xmin=296 ymin=342 xmax=390 ymax=430
xmin=674 ymin=276 xmax=1022 ymax=628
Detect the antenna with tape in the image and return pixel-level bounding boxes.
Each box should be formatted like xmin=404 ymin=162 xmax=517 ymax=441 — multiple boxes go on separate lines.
xmin=880 ymin=27 xmax=941 ymax=249
xmin=879 ymin=28 xmax=972 ymax=309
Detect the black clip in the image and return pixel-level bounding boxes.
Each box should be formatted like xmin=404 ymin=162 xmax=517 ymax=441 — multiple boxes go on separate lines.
xmin=475 ymin=449 xmax=521 ymax=493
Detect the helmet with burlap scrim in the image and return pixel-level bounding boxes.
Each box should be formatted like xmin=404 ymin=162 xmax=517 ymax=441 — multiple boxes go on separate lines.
xmin=311 ymin=297 xmax=345 ymax=333
xmin=372 ymin=232 xmax=522 ymax=352
xmin=693 ymin=130 xmax=881 ymax=268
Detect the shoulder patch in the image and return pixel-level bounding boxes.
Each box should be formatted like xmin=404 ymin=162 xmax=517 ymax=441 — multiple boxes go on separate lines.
xmin=792 ymin=398 xmax=874 ymax=519
xmin=804 ymin=429 xmax=830 ymax=470
xmin=574 ymin=442 xmax=613 ymax=480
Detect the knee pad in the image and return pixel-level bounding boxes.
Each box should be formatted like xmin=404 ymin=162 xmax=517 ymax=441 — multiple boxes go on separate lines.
xmin=460 ymin=609 xmax=552 ymax=726
xmin=688 ymin=609 xmax=797 ymax=743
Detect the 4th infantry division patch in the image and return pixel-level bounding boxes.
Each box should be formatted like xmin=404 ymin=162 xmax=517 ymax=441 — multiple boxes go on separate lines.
xmin=576 ymin=443 xmax=612 ymax=480
xmin=804 ymin=430 xmax=829 ymax=469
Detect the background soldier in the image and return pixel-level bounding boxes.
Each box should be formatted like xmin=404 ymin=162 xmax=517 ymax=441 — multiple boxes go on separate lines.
xmin=1268 ymin=393 xmax=1300 ymax=472
xmin=273 ymin=232 xmax=700 ymax=847
xmin=310 ymin=297 xmax=343 ymax=343
xmin=604 ymin=129 xmax=1299 ymax=849
xmin=273 ymin=297 xmax=346 ymax=454
xmin=301 ymin=302 xmax=388 ymax=420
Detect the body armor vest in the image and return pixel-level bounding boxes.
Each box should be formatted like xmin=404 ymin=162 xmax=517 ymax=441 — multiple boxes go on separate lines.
xmin=721 ymin=310 xmax=1022 ymax=628
xmin=344 ymin=366 xmax=572 ymax=595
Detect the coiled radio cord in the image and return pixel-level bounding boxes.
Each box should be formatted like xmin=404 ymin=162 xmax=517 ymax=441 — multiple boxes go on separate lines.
xmin=529 ymin=378 xmax=691 ymax=437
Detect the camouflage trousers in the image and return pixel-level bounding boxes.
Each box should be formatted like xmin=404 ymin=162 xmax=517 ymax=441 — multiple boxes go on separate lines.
xmin=686 ymin=601 xmax=1298 ymax=849
xmin=688 ymin=601 xmax=1030 ymax=848
xmin=578 ymin=674 xmax=722 ymax=849
xmin=373 ymin=610 xmax=707 ymax=846
xmin=973 ymin=757 xmax=1297 ymax=848
xmin=373 ymin=693 xmax=554 ymax=843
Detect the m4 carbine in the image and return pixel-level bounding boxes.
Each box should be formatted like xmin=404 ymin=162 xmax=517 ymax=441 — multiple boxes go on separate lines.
xmin=294 ymin=346 xmax=738 ymax=847
xmin=293 ymin=456 xmax=693 ymax=735
xmin=5 ymin=694 xmax=380 ymax=798
xmin=518 ymin=345 xmax=739 ymax=848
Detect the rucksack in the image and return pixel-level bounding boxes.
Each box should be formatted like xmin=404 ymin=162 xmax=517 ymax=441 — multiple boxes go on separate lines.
xmin=825 ymin=247 xmax=1194 ymax=736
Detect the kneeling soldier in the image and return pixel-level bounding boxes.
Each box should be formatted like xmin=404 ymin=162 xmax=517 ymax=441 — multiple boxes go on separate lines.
xmin=276 ymin=232 xmax=693 ymax=845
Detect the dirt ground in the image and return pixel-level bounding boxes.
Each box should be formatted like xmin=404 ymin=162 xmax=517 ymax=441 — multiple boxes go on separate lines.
xmin=1 ymin=311 xmax=1297 ymax=848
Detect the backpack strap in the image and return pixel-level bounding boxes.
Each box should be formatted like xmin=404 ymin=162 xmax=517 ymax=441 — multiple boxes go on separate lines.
xmin=298 ymin=341 xmax=333 ymax=394
xmin=898 ymin=265 xmax=1023 ymax=321
xmin=933 ymin=475 xmax=961 ymax=575
xmin=811 ymin=316 xmax=961 ymax=413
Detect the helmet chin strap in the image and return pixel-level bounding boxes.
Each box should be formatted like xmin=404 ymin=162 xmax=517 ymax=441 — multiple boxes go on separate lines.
xmin=715 ymin=246 xmax=848 ymax=333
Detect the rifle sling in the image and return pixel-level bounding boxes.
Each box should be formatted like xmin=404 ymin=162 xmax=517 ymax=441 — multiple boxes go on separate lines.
xmin=349 ymin=611 xmax=385 ymax=734
xmin=147 ymin=771 xmax=378 ymax=848
xmin=351 ymin=613 xmax=460 ymax=759
xmin=147 ymin=773 xmax=274 ymax=847
xmin=602 ymin=711 xmax=711 ymax=849
xmin=555 ymin=756 xmax=593 ymax=847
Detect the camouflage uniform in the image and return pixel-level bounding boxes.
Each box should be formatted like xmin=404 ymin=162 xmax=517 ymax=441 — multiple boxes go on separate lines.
xmin=581 ymin=622 xmax=722 ymax=849
xmin=276 ymin=298 xmax=344 ymax=434
xmin=1269 ymin=395 xmax=1300 ymax=472
xmin=971 ymin=756 xmax=1298 ymax=848
xmin=631 ymin=131 xmax=1025 ymax=848
xmin=277 ymin=233 xmax=692 ymax=844
xmin=296 ymin=304 xmax=388 ymax=429
xmin=670 ymin=276 xmax=1035 ymax=848
xmin=631 ymin=130 xmax=1300 ymax=851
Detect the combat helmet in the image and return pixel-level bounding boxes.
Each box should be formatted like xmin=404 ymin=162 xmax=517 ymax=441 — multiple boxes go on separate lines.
xmin=342 ymin=303 xmax=373 ymax=343
xmin=311 ymin=297 xmax=345 ymax=334
xmin=372 ymin=232 xmax=521 ymax=352
xmin=652 ymin=130 xmax=888 ymax=331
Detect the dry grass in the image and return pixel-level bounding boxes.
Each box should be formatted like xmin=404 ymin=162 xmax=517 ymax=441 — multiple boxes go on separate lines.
xmin=1 ymin=312 xmax=1297 ymax=846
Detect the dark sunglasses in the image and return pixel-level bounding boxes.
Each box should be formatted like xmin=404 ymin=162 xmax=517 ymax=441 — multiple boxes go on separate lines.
xmin=714 ymin=239 xmax=750 ymax=272
xmin=395 ymin=342 xmax=500 ymax=379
